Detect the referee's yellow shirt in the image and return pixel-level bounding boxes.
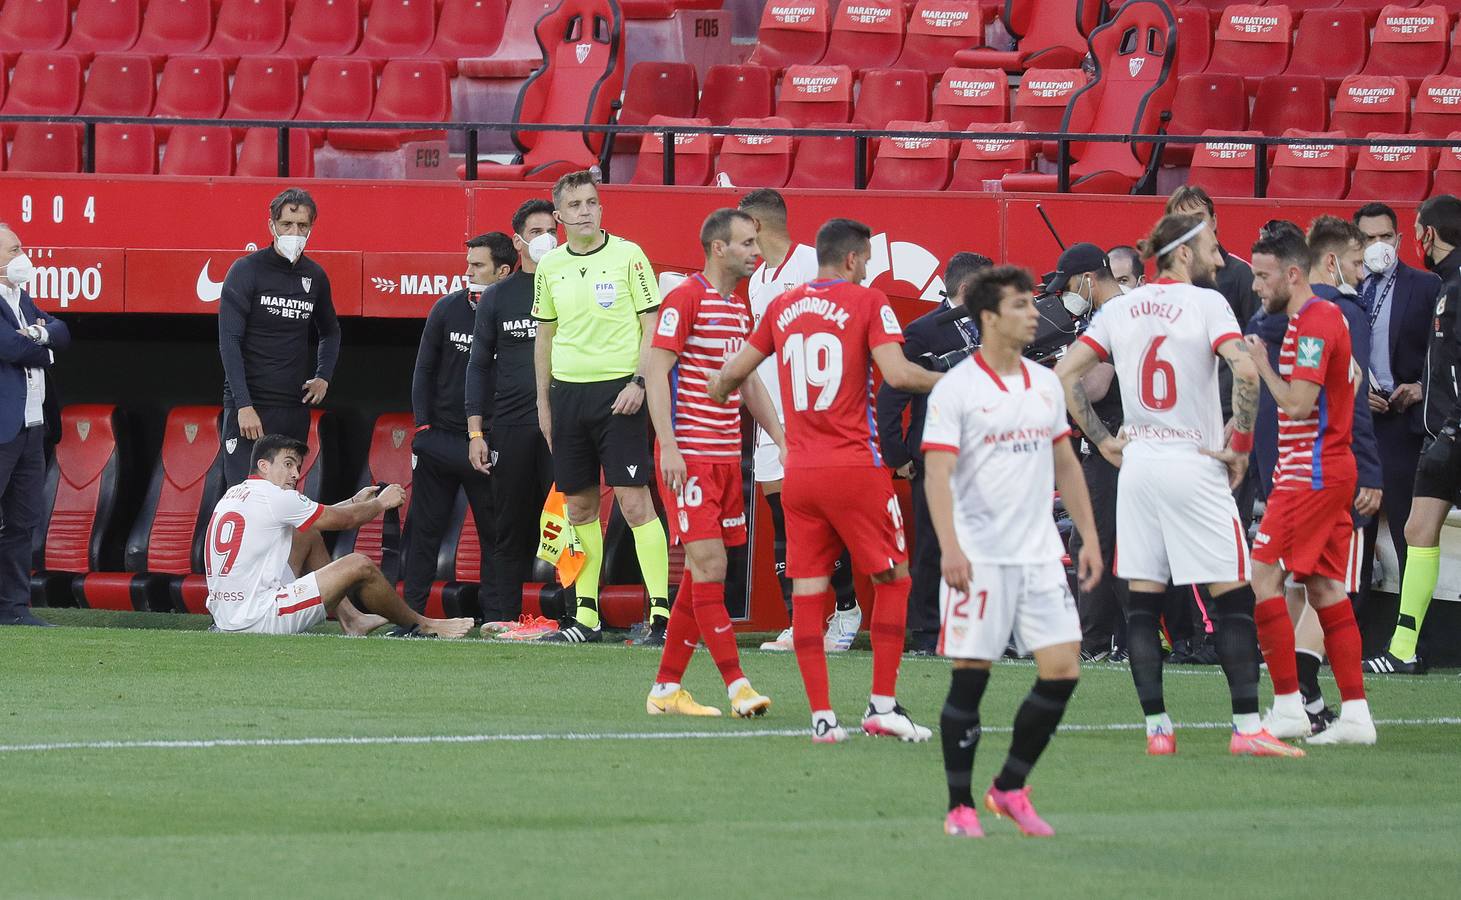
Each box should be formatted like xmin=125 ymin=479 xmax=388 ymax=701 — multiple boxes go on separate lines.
xmin=531 ymin=232 xmax=661 ymax=383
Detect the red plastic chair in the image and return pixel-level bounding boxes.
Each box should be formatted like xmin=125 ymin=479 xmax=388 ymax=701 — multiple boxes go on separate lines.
xmin=894 ymin=0 xmax=982 ymax=76
xmin=1173 ymin=6 xmax=1211 ymax=76
xmin=932 ymin=67 xmax=1008 ymax=129
xmin=747 ymin=0 xmax=831 ymax=69
xmin=1011 ymin=67 xmax=1086 ymax=138
xmin=1432 ymin=132 xmax=1461 ymax=195
xmin=616 ymin=61 xmax=698 ymax=150
xmin=786 ymin=121 xmax=859 ymax=188
xmin=0 ymin=0 xmax=71 ymax=58
xmin=630 ymin=116 xmax=714 ymax=185
xmin=1413 ymin=75 xmax=1461 ymax=138
xmin=1265 ymin=129 xmax=1350 ymax=199
xmin=9 ymin=124 xmax=82 ymax=172
xmin=297 ymin=56 xmax=375 ymax=145
xmin=64 ymin=0 xmax=142 ymax=58
xmin=854 ymin=68 xmax=931 ymax=129
xmin=329 ymin=58 xmax=451 ymax=150
xmin=80 ymin=53 xmax=154 ymax=116
xmin=1 ymin=52 xmax=84 ymax=126
xmin=1347 ymin=134 xmax=1435 ymax=201
xmin=353 ymin=0 xmax=437 ymax=64
xmin=1251 ymin=75 xmax=1328 ymax=136
xmin=161 ymin=125 xmax=236 ymax=176
xmin=428 ymin=0 xmax=509 ymax=72
xmin=714 ymin=115 xmax=794 ymax=188
xmin=1361 ymin=4 xmax=1449 ymax=91
xmin=820 ymin=0 xmax=906 ymax=69
xmin=224 ymin=56 xmax=302 ymax=126
xmin=236 ymin=127 xmax=315 ymax=176
xmin=94 ymin=123 xmax=157 ymax=173
xmin=958 ymin=0 xmax=1102 ymax=71
xmin=776 ymin=64 xmax=854 ymax=127
xmin=1331 ymin=75 xmax=1411 ymax=138
xmin=948 ymin=121 xmax=1035 ymax=189
xmin=867 ymin=119 xmax=952 ymax=190
xmin=1165 ymin=73 xmax=1247 ymax=165
xmin=1204 ymin=4 xmax=1293 ymax=94
xmin=207 ymin=0 xmax=288 ymax=60
xmin=132 ymin=0 xmax=214 ymax=63
xmin=1284 ymin=9 xmax=1366 ymax=94
xmin=457 ymin=0 xmax=557 ymax=78
xmin=1186 ymin=129 xmax=1261 ymax=198
xmin=697 ymin=64 xmax=775 ymax=125
xmin=154 ymin=55 xmax=228 ymax=138
xmin=279 ymin=0 xmax=362 ymax=62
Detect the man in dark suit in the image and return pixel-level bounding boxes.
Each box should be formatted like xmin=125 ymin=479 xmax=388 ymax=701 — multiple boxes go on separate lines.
xmin=875 ymin=252 xmax=990 ymax=652
xmin=0 ymin=226 xmax=69 ymax=626
xmin=1353 ymin=203 xmax=1441 ymax=616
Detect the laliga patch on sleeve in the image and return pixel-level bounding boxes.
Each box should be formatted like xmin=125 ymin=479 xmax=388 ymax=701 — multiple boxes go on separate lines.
xmin=657 ymin=307 xmax=680 ymax=337
xmin=880 ymin=306 xmax=902 ymax=335
xmin=1296 ymin=336 xmax=1324 ymax=369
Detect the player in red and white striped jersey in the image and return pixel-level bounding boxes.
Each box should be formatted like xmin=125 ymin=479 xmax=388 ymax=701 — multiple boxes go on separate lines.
xmin=644 ymin=209 xmax=784 ymax=718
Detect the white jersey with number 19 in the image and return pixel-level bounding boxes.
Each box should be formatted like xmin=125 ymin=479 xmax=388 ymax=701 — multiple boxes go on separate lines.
xmin=204 ymin=476 xmax=323 ymax=631
xmin=1077 ymin=279 xmax=1243 ymax=460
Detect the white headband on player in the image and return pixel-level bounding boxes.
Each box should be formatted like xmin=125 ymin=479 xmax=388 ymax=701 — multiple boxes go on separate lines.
xmin=1156 ymin=220 xmax=1208 ymax=258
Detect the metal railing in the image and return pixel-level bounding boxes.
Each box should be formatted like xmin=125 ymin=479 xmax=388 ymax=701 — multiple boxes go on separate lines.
xmin=0 ymin=113 xmax=1450 ymax=196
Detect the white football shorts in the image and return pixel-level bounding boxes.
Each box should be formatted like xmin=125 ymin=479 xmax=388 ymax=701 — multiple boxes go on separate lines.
xmin=938 ymin=559 xmax=1080 ymax=660
xmin=1115 ymin=454 xmax=1250 ymax=586
xmin=227 ymin=572 xmax=326 ymax=636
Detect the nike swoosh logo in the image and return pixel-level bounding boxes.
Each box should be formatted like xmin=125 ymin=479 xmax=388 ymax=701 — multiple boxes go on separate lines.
xmin=196 ymin=259 xmax=224 ymax=303
xmin=714 ymin=624 xmax=732 ymax=634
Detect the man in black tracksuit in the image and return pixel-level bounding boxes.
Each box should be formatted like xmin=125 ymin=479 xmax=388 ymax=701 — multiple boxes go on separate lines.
xmin=219 ymin=188 xmax=340 ymax=484
xmin=401 ymin=232 xmax=517 ymax=625
xmin=465 ymin=200 xmax=558 ymax=625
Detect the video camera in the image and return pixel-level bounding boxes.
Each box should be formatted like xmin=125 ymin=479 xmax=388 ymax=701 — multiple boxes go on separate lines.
xmin=924 ymin=288 xmax=1086 ymax=371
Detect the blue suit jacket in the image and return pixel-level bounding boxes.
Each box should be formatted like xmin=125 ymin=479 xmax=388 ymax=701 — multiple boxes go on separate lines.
xmin=1376 ymin=261 xmax=1441 ymax=434
xmin=0 ymin=289 xmax=69 ymax=445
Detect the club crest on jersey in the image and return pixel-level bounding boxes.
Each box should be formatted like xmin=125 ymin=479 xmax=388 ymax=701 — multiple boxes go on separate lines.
xmin=657 ymin=307 xmax=680 ymax=337
xmin=301 ymin=276 xmax=312 ymax=292
xmin=1296 ymin=336 xmax=1324 ymax=369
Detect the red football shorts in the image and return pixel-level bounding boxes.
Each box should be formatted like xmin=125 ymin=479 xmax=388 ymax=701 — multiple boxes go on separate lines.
xmin=657 ymin=457 xmax=747 ymax=547
xmin=782 ymin=464 xmax=907 ymax=579
xmin=1252 ymin=483 xmax=1356 ymax=583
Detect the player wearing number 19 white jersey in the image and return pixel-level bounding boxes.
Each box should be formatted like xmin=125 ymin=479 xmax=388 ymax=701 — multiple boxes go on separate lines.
xmin=205 ymin=476 xmax=327 ymax=634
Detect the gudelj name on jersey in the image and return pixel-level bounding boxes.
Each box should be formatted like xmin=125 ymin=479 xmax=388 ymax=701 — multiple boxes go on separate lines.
xmin=776 ymin=296 xmax=850 ymax=330
xmin=1127 ymin=299 xmax=1185 ymax=323
xmin=259 ymin=294 xmax=315 ymax=320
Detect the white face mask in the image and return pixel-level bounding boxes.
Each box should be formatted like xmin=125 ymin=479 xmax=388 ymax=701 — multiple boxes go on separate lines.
xmin=467 ymin=279 xmax=490 ymax=293
xmin=4 ymin=252 xmax=35 ymax=287
xmin=527 ymin=232 xmax=558 ymax=263
xmin=1332 ymin=258 xmax=1358 ymax=296
xmin=1060 ymin=277 xmax=1091 ymax=316
xmin=273 ymin=229 xmax=308 ymax=263
xmin=1364 ymin=241 xmax=1397 ymax=275
xmin=1116 ymin=283 xmax=1131 ymax=295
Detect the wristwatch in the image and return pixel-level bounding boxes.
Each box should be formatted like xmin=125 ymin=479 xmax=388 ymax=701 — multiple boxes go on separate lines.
xmin=631 ymin=375 xmax=646 ymax=389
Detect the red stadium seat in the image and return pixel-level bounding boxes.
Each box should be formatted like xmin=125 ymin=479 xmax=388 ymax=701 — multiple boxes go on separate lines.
xmin=1283 ymin=9 xmax=1366 ymax=94
xmin=1 ymin=51 xmax=83 ymax=124
xmin=0 ymin=0 xmax=70 ymax=58
xmin=854 ymin=68 xmax=930 ymax=129
xmin=1204 ymin=4 xmax=1293 ymax=94
xmin=958 ymin=0 xmax=1102 ymax=72
xmin=867 ymin=119 xmax=952 ymax=190
xmin=457 ymin=0 xmax=557 ymax=78
xmin=1361 ymin=4 xmax=1449 ymax=91
xmin=154 ymin=55 xmax=228 ymax=138
xmin=630 ymin=116 xmax=714 ymax=185
xmin=1172 ymin=6 xmax=1212 ymax=76
xmin=1331 ymin=75 xmax=1411 ymax=138
xmin=747 ymin=0 xmax=831 ymax=69
xmin=297 ymin=57 xmax=375 ymax=146
xmin=776 ymin=64 xmax=853 ymax=127
xmin=1265 ymin=129 xmax=1350 ymax=199
xmin=353 ymin=0 xmax=437 ymax=63
xmin=820 ymin=0 xmax=905 ymax=69
xmin=1347 ymin=134 xmax=1435 ymax=202
xmin=948 ymin=120 xmax=1035 ymax=189
xmin=329 ymin=58 xmax=451 ymax=150
xmin=1251 ymin=75 xmax=1327 ymax=136
xmin=1412 ymin=75 xmax=1461 ymax=138
xmin=714 ymin=115 xmax=794 ymax=188
xmin=1011 ymin=67 xmax=1086 ymax=142
xmin=207 ymin=0 xmax=288 ymax=60
xmin=160 ymin=125 xmax=236 ymax=176
xmin=132 ymin=0 xmax=214 ymax=62
xmin=94 ymin=123 xmax=157 ymax=173
xmin=236 ymin=127 xmax=316 ymax=176
xmin=333 ymin=413 xmax=415 ymax=578
xmin=428 ymin=0 xmax=509 ymax=73
xmin=1432 ymin=132 xmax=1461 ymax=195
xmin=785 ymin=121 xmax=858 ymax=188
xmin=224 ymin=56 xmax=302 ymax=126
xmin=1163 ymin=74 xmax=1247 ymax=165
xmin=894 ymin=0 xmax=982 ymax=76
xmin=1186 ymin=129 xmax=1261 ymax=198
xmin=697 ymin=64 xmax=775 ymax=125
xmin=8 ymin=124 xmax=81 ymax=172
xmin=616 ymin=61 xmax=698 ymax=151
xmin=279 ymin=0 xmax=363 ymax=62
xmin=64 ymin=0 xmax=142 ymax=58
xmin=1280 ymin=0 xmax=1343 ymax=15
xmin=931 ymin=67 xmax=1007 ymax=129
xmin=80 ymin=53 xmax=155 ymax=116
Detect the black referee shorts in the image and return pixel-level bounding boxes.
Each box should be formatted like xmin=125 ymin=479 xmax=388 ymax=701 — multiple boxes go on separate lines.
xmin=1413 ymin=433 xmax=1461 ymax=503
xmin=549 ymin=376 xmax=651 ymax=494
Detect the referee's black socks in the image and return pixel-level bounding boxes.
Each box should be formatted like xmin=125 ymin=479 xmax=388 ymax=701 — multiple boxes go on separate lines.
xmin=994 ymin=677 xmax=1078 ymax=792
xmin=940 ymin=667 xmax=990 ymax=810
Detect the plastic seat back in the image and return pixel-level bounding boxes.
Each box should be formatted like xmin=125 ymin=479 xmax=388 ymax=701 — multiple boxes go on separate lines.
xmin=1252 ymin=74 xmax=1327 ymax=135
xmin=698 ymin=64 xmax=774 ymax=125
xmin=1361 ymin=4 xmax=1449 ymax=89
xmin=224 ymin=56 xmax=301 ymax=123
xmin=429 ymin=0 xmax=509 ymax=62
xmin=65 ymin=0 xmax=143 ymax=56
xmin=616 ymin=61 xmax=698 ymax=150
xmin=2 ymin=51 xmax=83 ymax=117
xmin=124 ymin=406 xmax=225 ymax=576
xmin=989 ymin=0 xmax=1102 ymax=70
xmin=776 ymin=64 xmax=853 ymax=127
xmin=821 ymin=0 xmax=906 ymax=69
xmin=1187 ymin=129 xmax=1261 ymax=198
xmin=867 ymin=118 xmax=952 ymax=190
xmin=786 ymin=120 xmax=858 ymax=188
xmin=208 ymin=0 xmax=288 ymax=57
xmin=747 ymin=0 xmax=831 ymax=69
xmin=354 ymin=0 xmax=437 ymax=59
xmin=1433 ymin=131 xmax=1461 ymax=195
xmin=297 ymin=56 xmax=375 ymax=144
xmin=1206 ymin=4 xmax=1293 ymax=91
xmin=895 ymin=0 xmax=981 ymax=76
xmin=1331 ymin=75 xmax=1411 ymax=138
xmin=133 ymin=0 xmax=214 ymax=60
xmin=236 ymin=127 xmax=316 ymax=177
xmin=42 ymin=406 xmax=126 ymax=574
xmin=0 ymin=0 xmax=70 ymax=52
xmin=949 ymin=120 xmax=1033 ymax=189
xmin=855 ymin=68 xmax=931 ymax=129
xmin=630 ymin=115 xmax=713 ymax=185
xmin=1011 ymin=67 xmax=1085 ymax=134
xmin=161 ymin=125 xmax=236 ymax=176
xmin=456 ymin=0 xmax=556 ymax=78
xmin=1284 ymin=9 xmax=1366 ymax=93
xmin=1413 ymin=75 xmax=1461 ymax=138
xmin=154 ymin=55 xmax=228 ymax=120
xmin=80 ymin=52 xmax=155 ymax=116
xmin=8 ymin=124 xmax=81 ymax=172
xmin=339 ymin=414 xmax=416 ymax=570
xmin=1266 ymin=129 xmax=1350 ymax=199
xmin=1347 ymin=134 xmax=1435 ymax=201
xmin=94 ymin=123 xmax=157 ymax=173
xmin=1173 ymin=6 xmax=1211 ymax=76
xmin=1165 ymin=73 xmax=1247 ymax=164
xmin=328 ymin=58 xmax=451 ymax=150
xmin=279 ymin=0 xmax=362 ymax=61
xmin=932 ymin=67 xmax=1007 ymax=129
xmin=509 ymin=0 xmax=625 ymax=166
xmin=715 ymin=115 xmax=794 ymax=188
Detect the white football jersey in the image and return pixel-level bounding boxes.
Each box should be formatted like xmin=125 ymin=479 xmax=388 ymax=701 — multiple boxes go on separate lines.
xmin=204 ymin=477 xmax=323 ymax=630
xmin=748 ymin=243 xmax=819 ymax=441
xmin=1079 ymin=280 xmax=1242 ymax=460
xmin=921 ymin=354 xmax=1071 ymax=564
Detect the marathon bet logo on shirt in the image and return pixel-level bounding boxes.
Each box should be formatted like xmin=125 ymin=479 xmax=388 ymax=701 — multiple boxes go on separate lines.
xmin=1297 ymin=336 xmax=1324 ymax=369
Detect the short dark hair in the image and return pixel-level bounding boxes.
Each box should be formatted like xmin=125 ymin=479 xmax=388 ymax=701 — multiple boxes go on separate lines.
xmin=466 ymin=231 xmax=518 ymax=270
xmin=551 ymin=170 xmax=598 ymax=205
xmin=1107 ymin=245 xmax=1145 ymax=280
xmin=251 ymin=434 xmax=309 ymax=472
xmin=1165 ymin=184 xmax=1214 ymax=219
xmin=512 ymin=199 xmax=555 ymax=236
xmin=961 ymin=265 xmax=1035 ymax=326
xmin=815 ymin=217 xmax=872 ymax=268
xmin=1139 ymin=213 xmax=1206 ymax=270
xmin=943 ymin=252 xmax=992 ymax=295
xmin=738 ymin=188 xmax=788 ymax=224
xmin=1251 ymin=225 xmax=1313 ymax=274
xmin=270 ymin=188 xmax=317 ymax=223
xmin=700 ymin=208 xmax=755 ymax=252
xmin=1417 ymin=194 xmax=1461 ymax=248
xmin=1307 ymin=215 xmax=1364 ymax=265
xmin=1352 ymin=202 xmax=1398 ymax=231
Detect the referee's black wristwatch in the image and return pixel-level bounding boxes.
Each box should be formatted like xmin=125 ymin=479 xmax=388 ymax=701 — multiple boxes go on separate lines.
xmin=631 ymin=375 xmax=646 ymax=389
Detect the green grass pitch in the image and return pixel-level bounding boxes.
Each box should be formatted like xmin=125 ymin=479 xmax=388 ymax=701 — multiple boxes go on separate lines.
xmin=2 ymin=610 xmax=1458 ymax=898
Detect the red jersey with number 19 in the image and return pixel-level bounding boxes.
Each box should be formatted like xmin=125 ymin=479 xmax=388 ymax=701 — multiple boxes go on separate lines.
xmin=747 ymin=278 xmax=904 ymax=469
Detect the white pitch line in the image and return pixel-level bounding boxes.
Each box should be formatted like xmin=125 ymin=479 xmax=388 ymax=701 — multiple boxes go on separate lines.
xmin=2 ymin=718 xmax=1457 ymax=755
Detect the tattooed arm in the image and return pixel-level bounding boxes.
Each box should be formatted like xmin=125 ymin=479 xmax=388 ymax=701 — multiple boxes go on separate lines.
xmin=1203 ymin=337 xmax=1259 ymax=489
xmin=1055 ymin=341 xmax=1129 ymax=468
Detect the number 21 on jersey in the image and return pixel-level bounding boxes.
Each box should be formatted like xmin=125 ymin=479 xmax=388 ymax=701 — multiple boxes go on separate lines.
xmin=782 ymin=333 xmax=844 ymax=411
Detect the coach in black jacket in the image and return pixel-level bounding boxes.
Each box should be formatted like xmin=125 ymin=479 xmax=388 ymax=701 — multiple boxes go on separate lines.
xmin=875 ymin=252 xmax=988 ymax=652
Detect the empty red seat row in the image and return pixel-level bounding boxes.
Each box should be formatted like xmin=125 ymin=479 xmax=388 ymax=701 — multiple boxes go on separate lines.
xmin=1 ymin=122 xmax=314 ymax=175
xmin=748 ymin=0 xmax=990 ymax=75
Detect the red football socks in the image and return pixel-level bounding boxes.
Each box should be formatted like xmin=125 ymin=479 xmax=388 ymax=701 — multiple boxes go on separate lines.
xmin=870 ymin=577 xmax=911 ymax=698
xmin=654 ymin=571 xmax=699 ymax=686
xmin=1255 ymin=595 xmax=1299 ymax=695
xmin=1318 ymin=600 xmax=1366 ymax=702
xmin=792 ymin=590 xmax=832 ymax=711
xmin=691 ymin=579 xmax=744 ymax=687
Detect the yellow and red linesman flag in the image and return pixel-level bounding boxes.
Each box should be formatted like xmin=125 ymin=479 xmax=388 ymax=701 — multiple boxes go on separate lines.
xmin=537 ymin=484 xmax=586 ymax=586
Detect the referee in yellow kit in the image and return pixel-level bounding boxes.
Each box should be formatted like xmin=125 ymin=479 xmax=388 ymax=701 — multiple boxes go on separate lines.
xmin=532 ymin=170 xmax=670 ymax=645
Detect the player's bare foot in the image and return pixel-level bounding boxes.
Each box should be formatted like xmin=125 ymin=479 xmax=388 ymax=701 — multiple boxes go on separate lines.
xmin=335 ymin=600 xmax=388 ymax=636
xmin=420 ymin=617 xmax=474 ymax=639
